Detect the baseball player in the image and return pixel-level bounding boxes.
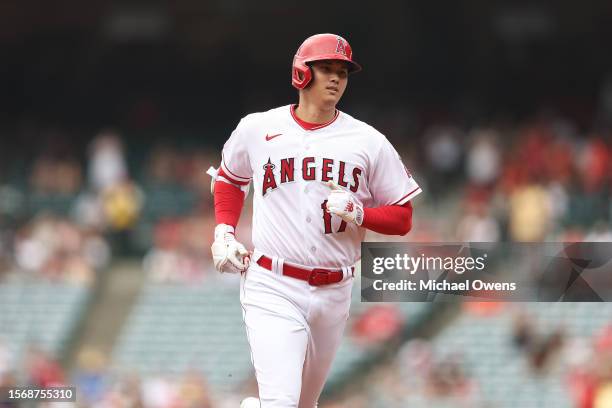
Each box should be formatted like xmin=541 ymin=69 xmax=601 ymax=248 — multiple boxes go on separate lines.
xmin=209 ymin=34 xmax=422 ymax=408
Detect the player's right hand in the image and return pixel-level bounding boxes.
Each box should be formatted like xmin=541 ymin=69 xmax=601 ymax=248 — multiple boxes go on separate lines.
xmin=325 ymin=181 xmax=364 ymax=226
xmin=211 ymin=224 xmax=251 ymax=273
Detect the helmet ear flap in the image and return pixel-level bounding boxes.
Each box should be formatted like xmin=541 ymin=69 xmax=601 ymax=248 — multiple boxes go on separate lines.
xmin=292 ymin=62 xmax=312 ymax=89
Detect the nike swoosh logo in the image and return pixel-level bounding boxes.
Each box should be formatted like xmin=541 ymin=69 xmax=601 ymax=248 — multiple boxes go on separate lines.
xmin=265 ymin=133 xmax=282 ymax=141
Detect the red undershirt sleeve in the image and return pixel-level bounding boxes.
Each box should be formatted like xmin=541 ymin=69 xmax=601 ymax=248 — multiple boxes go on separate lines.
xmin=362 ymin=201 xmax=413 ymax=236
xmin=214 ymin=180 xmax=245 ymax=228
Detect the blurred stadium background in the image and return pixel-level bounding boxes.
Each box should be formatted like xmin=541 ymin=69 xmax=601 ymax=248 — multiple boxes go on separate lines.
xmin=1 ymin=1 xmax=612 ymax=407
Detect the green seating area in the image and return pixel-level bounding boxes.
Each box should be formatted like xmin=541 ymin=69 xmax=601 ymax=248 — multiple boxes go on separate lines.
xmin=112 ymin=283 xmax=252 ymax=392
xmin=0 ymin=283 xmax=90 ymax=362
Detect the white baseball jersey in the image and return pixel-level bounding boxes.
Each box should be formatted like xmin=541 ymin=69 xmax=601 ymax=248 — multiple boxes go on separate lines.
xmin=221 ymin=104 xmax=421 ymax=269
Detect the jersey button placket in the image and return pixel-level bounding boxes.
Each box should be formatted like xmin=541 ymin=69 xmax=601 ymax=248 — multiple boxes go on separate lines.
xmin=299 ymin=133 xmax=312 ymax=261
xmin=302 ymin=132 xmax=318 ymax=263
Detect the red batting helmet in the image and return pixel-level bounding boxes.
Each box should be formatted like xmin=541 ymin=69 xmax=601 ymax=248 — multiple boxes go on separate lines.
xmin=292 ymin=33 xmax=362 ymax=89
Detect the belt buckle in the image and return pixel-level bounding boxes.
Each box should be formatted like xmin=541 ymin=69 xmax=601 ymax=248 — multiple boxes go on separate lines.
xmin=308 ymin=269 xmax=330 ymax=286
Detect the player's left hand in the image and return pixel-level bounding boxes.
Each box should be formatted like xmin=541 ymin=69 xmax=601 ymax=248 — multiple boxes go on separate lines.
xmin=325 ymin=181 xmax=364 ymax=226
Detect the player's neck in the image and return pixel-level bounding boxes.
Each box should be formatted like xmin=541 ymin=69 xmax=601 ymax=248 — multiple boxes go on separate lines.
xmin=294 ymin=101 xmax=337 ymax=124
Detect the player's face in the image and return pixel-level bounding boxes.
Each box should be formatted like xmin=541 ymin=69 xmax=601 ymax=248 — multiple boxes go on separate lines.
xmin=307 ymin=60 xmax=349 ymax=107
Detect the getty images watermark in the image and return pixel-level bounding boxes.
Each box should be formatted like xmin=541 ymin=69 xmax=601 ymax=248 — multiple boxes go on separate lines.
xmin=370 ymin=252 xmax=516 ymax=292
xmin=361 ymin=242 xmax=612 ymax=302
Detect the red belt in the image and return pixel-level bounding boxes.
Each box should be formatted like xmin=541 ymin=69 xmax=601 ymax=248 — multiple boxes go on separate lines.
xmin=256 ymin=255 xmax=353 ymax=286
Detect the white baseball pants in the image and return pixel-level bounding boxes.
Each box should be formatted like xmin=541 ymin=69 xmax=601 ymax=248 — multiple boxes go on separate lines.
xmin=240 ymin=260 xmax=353 ymax=408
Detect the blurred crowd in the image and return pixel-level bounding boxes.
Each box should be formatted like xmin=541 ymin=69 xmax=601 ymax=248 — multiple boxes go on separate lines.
xmin=415 ymin=114 xmax=612 ymax=242
xmin=70 ymin=347 xmax=215 ymax=408
xmin=568 ymin=325 xmax=612 ymax=408
xmin=2 ymin=214 xmax=111 ymax=285
xmin=0 ymin=130 xmax=226 ymax=284
xmin=0 ymin=343 xmax=215 ymax=408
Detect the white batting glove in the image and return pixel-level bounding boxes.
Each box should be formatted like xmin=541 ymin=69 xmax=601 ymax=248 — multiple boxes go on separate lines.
xmin=211 ymin=224 xmax=251 ymax=273
xmin=325 ymin=181 xmax=364 ymax=226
